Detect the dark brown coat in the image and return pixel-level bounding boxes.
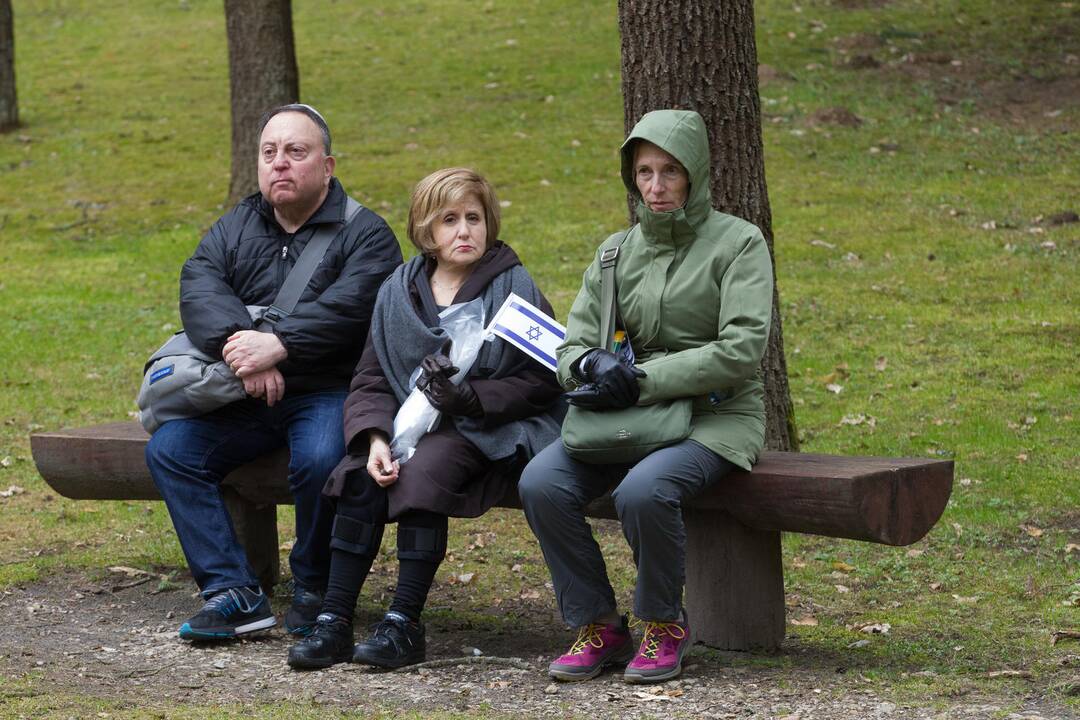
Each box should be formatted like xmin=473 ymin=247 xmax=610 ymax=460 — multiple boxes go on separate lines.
xmin=326 ymin=242 xmax=563 ymax=519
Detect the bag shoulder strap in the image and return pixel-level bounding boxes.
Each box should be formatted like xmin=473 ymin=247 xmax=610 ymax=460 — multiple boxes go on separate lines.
xmin=263 ymin=196 xmax=363 ymax=326
xmin=598 ymin=226 xmax=634 ymax=353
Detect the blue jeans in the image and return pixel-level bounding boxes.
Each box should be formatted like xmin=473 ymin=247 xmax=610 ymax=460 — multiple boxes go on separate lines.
xmin=146 ymin=391 xmax=346 ymax=597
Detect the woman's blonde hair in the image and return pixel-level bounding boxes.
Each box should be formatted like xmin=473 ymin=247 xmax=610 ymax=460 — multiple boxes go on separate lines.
xmin=407 ymin=167 xmax=501 ymax=253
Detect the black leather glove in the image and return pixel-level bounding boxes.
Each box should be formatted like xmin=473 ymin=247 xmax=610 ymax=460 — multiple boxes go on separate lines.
xmin=566 ymin=349 xmax=646 ymax=409
xmin=417 ymin=353 xmax=483 ymax=418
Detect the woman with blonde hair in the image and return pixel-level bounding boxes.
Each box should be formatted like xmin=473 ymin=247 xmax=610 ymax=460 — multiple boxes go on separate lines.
xmin=288 ymin=167 xmax=562 ymax=670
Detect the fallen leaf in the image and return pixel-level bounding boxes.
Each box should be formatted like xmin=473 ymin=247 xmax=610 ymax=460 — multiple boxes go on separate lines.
xmin=107 ymin=566 xmax=151 ymax=577
xmin=859 ymin=622 xmax=891 ymax=634
xmin=951 ymin=522 xmax=964 ymax=537
xmin=848 ymin=639 xmax=870 ymax=648
xmin=874 ymin=356 xmax=888 ymax=372
xmin=791 ymin=616 xmax=819 ymax=626
xmin=1016 ymin=453 xmax=1029 ymax=463
xmin=987 ymin=669 xmax=1032 ymax=679
xmin=835 ymin=584 xmax=851 ymax=593
xmin=1065 ymin=544 xmax=1080 ymax=554
xmin=633 ymin=690 xmax=674 ymax=702
xmin=456 ymin=572 xmax=475 ymax=585
xmin=1020 ymin=525 xmax=1044 ymax=538
xmin=929 ymin=582 xmax=943 ymax=591
xmin=519 ymin=589 xmax=541 ymax=600
xmin=833 ymin=561 xmax=857 ymax=572
xmin=792 ymin=557 xmax=807 ymax=569
xmin=906 ymin=548 xmax=924 ymax=558
xmin=0 ymin=456 xmax=12 ymax=468
xmin=809 ymin=239 xmax=837 ymax=249
xmin=826 ymin=383 xmax=844 ymax=394
xmin=1052 ymin=630 xmax=1080 ymax=645
xmin=0 ymin=485 xmax=24 ymax=498
xmin=952 ymin=594 xmax=979 ymax=605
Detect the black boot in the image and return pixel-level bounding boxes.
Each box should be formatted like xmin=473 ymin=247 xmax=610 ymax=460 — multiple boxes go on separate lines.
xmin=287 ymin=613 xmax=353 ymax=670
xmin=352 ymin=611 xmax=426 ymax=668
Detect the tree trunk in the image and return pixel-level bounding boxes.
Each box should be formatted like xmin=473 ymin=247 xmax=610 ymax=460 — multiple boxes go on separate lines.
xmin=0 ymin=0 xmax=17 ymax=132
xmin=224 ymin=0 xmax=299 ymax=206
xmin=619 ymin=0 xmax=798 ymax=451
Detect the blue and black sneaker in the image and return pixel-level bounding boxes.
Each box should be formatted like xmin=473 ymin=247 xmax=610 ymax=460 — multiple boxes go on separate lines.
xmin=284 ymin=585 xmax=325 ymax=637
xmin=178 ymin=586 xmax=276 ymax=641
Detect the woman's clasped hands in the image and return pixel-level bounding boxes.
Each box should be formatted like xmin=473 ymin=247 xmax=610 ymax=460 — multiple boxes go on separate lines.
xmin=564 ymin=348 xmax=646 ymax=410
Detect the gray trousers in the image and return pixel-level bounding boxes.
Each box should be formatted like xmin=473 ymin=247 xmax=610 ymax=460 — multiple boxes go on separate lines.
xmin=518 ymin=439 xmax=734 ymax=627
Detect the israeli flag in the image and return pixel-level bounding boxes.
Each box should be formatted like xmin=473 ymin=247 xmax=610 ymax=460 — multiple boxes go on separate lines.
xmin=486 ymin=293 xmax=566 ymax=372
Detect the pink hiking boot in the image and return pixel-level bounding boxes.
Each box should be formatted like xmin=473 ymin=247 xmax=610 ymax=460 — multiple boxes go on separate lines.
xmin=548 ymin=615 xmax=634 ymax=681
xmin=623 ymin=615 xmax=690 ymax=684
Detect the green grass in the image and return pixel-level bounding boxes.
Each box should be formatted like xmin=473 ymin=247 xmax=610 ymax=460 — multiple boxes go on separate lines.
xmin=1 ymin=0 xmax=1078 ymax=715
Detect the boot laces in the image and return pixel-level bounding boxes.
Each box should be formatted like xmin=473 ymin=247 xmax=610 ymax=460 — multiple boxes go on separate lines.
xmin=204 ymin=588 xmax=259 ymax=616
xmin=567 ymin=623 xmax=606 ymax=655
xmin=631 ymin=619 xmax=686 ymax=660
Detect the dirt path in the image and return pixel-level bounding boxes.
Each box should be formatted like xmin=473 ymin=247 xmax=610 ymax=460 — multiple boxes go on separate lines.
xmin=0 ymin=571 xmax=1074 ymax=719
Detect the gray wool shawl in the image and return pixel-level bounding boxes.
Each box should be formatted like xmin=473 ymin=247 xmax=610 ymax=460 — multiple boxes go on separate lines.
xmin=370 ymin=256 xmax=561 ymax=463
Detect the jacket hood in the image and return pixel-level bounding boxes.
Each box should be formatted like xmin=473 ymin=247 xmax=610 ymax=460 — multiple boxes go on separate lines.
xmin=620 ymin=109 xmax=711 ymax=228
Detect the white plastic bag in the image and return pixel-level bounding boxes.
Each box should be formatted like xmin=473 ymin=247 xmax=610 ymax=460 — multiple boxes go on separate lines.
xmin=390 ymin=298 xmax=488 ymax=463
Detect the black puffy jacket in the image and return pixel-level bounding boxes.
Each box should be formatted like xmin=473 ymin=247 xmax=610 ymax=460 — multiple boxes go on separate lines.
xmin=179 ymin=178 xmax=402 ymax=394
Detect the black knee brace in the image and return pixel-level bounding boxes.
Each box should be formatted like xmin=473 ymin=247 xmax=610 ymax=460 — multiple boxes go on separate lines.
xmin=330 ymin=514 xmax=382 ymax=557
xmin=397 ymin=524 xmax=447 ymax=563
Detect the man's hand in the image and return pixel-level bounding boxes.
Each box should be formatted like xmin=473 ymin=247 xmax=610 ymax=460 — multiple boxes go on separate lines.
xmin=223 ymin=330 xmax=288 ymax=377
xmin=367 ymin=432 xmax=400 ymax=487
xmin=242 ymin=367 xmax=286 ymax=406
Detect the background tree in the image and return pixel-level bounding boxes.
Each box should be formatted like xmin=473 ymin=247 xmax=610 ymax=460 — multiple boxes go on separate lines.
xmin=619 ymin=0 xmax=797 ymax=452
xmin=0 ymin=0 xmax=17 ymax=132
xmin=224 ymin=0 xmax=299 ymax=205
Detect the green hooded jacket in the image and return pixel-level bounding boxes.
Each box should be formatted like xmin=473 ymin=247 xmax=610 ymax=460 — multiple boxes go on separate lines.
xmin=557 ymin=109 xmax=774 ymax=470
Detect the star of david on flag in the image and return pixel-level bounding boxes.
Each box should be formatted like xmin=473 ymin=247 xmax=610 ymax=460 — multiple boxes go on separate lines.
xmin=485 ymin=293 xmax=566 ymax=372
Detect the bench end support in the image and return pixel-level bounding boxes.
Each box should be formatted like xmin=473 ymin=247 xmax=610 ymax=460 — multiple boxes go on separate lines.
xmin=685 ymin=510 xmax=785 ymax=651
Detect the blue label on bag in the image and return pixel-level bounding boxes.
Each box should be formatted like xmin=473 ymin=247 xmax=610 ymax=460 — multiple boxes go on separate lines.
xmin=150 ymin=365 xmax=175 ymax=384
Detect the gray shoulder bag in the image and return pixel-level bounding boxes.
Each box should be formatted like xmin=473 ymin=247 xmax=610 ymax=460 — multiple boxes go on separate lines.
xmin=561 ymin=228 xmax=693 ymax=464
xmin=136 ymin=198 xmax=362 ymax=433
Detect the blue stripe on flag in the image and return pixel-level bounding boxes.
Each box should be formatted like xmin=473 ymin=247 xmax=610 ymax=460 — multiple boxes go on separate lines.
xmin=510 ymin=301 xmax=565 ymax=339
xmin=494 ymin=324 xmax=557 ymax=367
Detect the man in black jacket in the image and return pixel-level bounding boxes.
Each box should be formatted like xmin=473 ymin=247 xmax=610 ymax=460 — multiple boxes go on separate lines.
xmin=145 ymin=104 xmax=402 ymax=641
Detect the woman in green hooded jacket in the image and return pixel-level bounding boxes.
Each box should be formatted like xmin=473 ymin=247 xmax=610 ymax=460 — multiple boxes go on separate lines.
xmin=519 ymin=109 xmax=774 ymax=684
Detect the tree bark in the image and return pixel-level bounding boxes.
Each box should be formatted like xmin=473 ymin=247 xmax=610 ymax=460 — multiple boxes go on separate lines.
xmin=0 ymin=0 xmax=17 ymax=132
xmin=619 ymin=0 xmax=798 ymax=451
xmin=224 ymin=0 xmax=299 ymax=206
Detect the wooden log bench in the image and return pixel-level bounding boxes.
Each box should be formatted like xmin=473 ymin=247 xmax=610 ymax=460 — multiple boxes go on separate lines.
xmin=30 ymin=421 xmax=953 ymax=651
